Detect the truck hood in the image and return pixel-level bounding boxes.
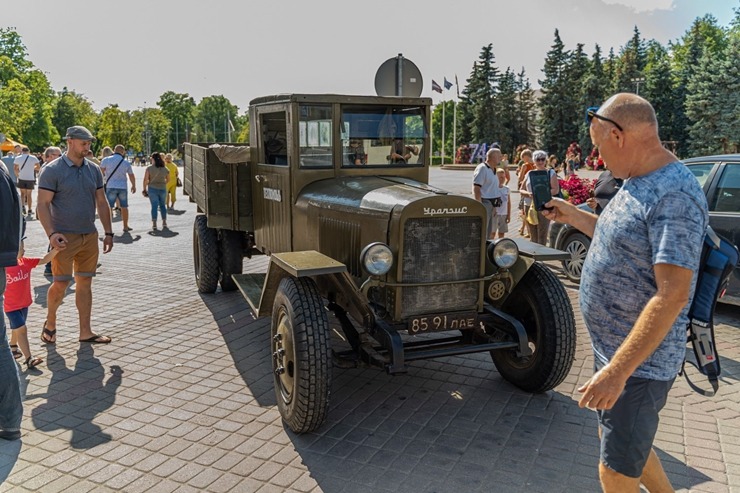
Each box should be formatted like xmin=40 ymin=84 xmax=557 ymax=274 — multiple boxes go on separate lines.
xmin=297 ymin=175 xmax=452 ymax=214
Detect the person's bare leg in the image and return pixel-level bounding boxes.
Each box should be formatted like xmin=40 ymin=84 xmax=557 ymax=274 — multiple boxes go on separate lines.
xmin=640 ymin=449 xmax=674 ymax=493
xmin=15 ymin=326 xmax=31 ymax=360
xmin=600 ymin=462 xmax=641 ymax=493
xmin=74 ymin=276 xmax=94 ymax=339
xmin=45 ymin=280 xmax=70 ymax=341
xmin=122 ymin=207 xmax=129 ymax=230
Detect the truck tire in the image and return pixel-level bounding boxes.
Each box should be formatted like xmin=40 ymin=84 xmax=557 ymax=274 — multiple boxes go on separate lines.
xmin=560 ymin=232 xmax=590 ymax=283
xmin=271 ymin=277 xmax=332 ymax=433
xmin=193 ymin=215 xmax=220 ymax=294
xmin=491 ymin=262 xmax=576 ymax=392
xmin=219 ymin=230 xmax=243 ymax=292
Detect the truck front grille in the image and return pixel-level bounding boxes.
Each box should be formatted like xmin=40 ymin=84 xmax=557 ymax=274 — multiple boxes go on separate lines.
xmin=400 ymin=217 xmax=482 ymax=317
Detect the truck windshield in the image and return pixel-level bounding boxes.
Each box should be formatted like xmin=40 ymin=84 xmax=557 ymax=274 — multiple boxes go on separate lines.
xmin=340 ymin=105 xmax=426 ymax=167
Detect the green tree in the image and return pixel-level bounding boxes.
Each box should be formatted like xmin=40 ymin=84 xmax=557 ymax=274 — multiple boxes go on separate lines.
xmin=131 ymin=108 xmax=171 ymax=152
xmin=642 ymin=41 xmax=674 ymax=142
xmin=494 ymin=67 xmax=518 ymax=155
xmin=538 ymin=29 xmax=574 ymax=156
xmin=457 ymin=45 xmax=498 ymax=147
xmin=21 ymin=70 xmax=59 ymax=149
xmin=513 ymin=68 xmax=537 ymax=152
xmin=194 ymin=95 xmax=239 ymax=142
xmin=431 ymin=100 xmax=455 ymax=161
xmin=53 ymin=88 xmax=97 ymax=138
xmin=613 ymin=27 xmax=646 ymax=93
xmin=0 ymin=78 xmax=32 ymax=140
xmin=578 ymin=45 xmax=606 ymax=151
xmin=0 ymin=28 xmax=33 ymax=73
xmin=670 ymin=14 xmax=727 ymax=156
xmin=97 ymin=105 xmax=133 ymax=150
xmin=157 ymin=91 xmax=196 ymax=145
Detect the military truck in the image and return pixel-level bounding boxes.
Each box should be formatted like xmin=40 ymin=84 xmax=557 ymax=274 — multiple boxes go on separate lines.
xmin=183 ymin=93 xmax=576 ymax=433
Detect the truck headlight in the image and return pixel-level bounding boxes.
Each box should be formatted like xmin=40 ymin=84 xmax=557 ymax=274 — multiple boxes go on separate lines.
xmin=487 ymin=238 xmax=518 ymax=269
xmin=360 ymin=243 xmax=393 ymax=276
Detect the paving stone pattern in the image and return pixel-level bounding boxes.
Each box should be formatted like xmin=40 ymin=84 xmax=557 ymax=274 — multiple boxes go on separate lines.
xmin=1 ymin=167 xmax=739 ymax=492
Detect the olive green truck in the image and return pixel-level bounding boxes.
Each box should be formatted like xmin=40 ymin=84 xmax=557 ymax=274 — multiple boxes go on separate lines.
xmin=183 ymin=93 xmax=576 ymax=433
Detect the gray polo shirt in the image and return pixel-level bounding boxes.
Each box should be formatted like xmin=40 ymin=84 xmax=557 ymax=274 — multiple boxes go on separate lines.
xmin=38 ymin=154 xmax=104 ymax=234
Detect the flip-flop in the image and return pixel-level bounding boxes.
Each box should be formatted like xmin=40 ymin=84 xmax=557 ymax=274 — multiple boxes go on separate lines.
xmin=10 ymin=345 xmax=21 ymax=360
xmin=40 ymin=323 xmax=56 ymax=344
xmin=79 ymin=334 xmax=112 ymax=344
xmin=24 ymin=356 xmax=43 ymax=369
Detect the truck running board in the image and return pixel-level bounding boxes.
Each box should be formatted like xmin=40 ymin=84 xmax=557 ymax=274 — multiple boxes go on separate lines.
xmin=232 ymin=273 xmax=266 ymax=314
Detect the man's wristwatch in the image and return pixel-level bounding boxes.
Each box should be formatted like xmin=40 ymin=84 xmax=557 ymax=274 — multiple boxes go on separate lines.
xmin=104 ymin=232 xmax=114 ymax=237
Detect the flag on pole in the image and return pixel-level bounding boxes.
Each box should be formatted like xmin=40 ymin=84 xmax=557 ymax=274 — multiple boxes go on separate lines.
xmin=443 ymin=77 xmax=453 ymax=90
xmin=455 ymin=74 xmax=460 ymax=98
xmin=431 ymin=80 xmax=443 ymax=93
xmin=228 ymin=119 xmax=235 ymax=132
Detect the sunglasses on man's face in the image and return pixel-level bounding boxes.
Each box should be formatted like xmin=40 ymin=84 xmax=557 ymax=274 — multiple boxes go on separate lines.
xmin=586 ymin=107 xmax=623 ymax=132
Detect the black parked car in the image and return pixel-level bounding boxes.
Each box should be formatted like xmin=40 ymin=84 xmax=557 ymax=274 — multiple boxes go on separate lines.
xmin=549 ymin=154 xmax=740 ymax=304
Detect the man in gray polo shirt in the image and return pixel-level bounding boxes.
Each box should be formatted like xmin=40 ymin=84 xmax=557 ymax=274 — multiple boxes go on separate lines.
xmin=37 ymin=126 xmax=114 ymax=345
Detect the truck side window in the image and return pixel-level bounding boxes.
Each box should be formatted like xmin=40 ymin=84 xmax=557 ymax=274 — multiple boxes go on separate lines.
xmin=261 ymin=112 xmax=288 ymax=165
xmin=299 ymin=105 xmax=333 ymax=168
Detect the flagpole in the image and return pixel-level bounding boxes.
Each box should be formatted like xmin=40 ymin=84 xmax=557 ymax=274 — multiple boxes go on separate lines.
xmin=452 ymin=99 xmax=457 ymax=164
xmin=441 ymin=99 xmax=445 ymax=165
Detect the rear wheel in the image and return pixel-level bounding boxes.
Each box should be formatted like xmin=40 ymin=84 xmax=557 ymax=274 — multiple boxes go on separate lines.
xmin=193 ymin=215 xmax=219 ymax=293
xmin=560 ymin=233 xmax=590 ymax=283
xmin=271 ymin=277 xmax=332 ymax=433
xmin=219 ymin=230 xmax=243 ymax=292
xmin=491 ymin=262 xmax=576 ymax=392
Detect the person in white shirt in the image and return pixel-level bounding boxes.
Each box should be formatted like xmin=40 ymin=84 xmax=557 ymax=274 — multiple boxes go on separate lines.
xmin=472 ymin=149 xmax=503 ymax=238
xmin=491 ymin=168 xmax=511 ymax=239
xmin=14 ymin=147 xmax=40 ymax=219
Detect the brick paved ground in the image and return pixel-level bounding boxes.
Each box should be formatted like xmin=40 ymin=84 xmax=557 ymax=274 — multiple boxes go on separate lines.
xmin=1 ymin=166 xmax=739 ymax=492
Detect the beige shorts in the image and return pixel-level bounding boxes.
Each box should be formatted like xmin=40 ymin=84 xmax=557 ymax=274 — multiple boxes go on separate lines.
xmin=52 ymin=233 xmax=99 ymax=281
xmin=491 ymin=214 xmax=509 ymax=234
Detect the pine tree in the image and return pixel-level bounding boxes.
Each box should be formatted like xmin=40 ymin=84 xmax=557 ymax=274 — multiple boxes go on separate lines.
xmin=642 ymin=41 xmax=674 ymax=143
xmin=538 ymin=30 xmax=572 ymax=156
xmin=578 ymin=45 xmax=605 ymax=152
xmin=685 ymin=47 xmax=723 ymax=154
xmin=514 ymin=68 xmax=537 ymax=152
xmin=469 ymin=44 xmax=498 ymax=143
xmin=613 ymin=27 xmax=645 ymax=93
xmin=494 ymin=67 xmax=518 ymax=155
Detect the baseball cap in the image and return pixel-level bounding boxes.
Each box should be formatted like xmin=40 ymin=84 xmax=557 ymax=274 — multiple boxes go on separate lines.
xmin=63 ymin=126 xmax=96 ymax=141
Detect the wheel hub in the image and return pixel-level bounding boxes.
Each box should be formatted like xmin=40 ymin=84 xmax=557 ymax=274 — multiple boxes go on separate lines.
xmin=273 ymin=312 xmax=295 ymax=404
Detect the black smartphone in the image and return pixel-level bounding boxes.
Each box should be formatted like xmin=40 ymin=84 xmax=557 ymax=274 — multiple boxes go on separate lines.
xmin=529 ymin=170 xmax=553 ymax=211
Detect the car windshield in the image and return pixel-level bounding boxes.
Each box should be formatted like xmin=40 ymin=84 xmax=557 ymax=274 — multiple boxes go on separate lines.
xmin=340 ymin=105 xmax=426 ymax=167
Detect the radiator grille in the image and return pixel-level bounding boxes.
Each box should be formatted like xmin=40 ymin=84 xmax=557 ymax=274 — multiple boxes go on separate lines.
xmin=319 ymin=217 xmax=361 ymax=276
xmin=400 ymin=217 xmax=482 ymax=317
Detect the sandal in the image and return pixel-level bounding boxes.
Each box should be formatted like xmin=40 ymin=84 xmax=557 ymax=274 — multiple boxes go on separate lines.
xmin=24 ymin=356 xmax=43 ymax=369
xmin=10 ymin=345 xmax=21 ymax=360
xmin=41 ymin=323 xmax=57 ymax=344
xmin=79 ymin=334 xmax=112 ymax=344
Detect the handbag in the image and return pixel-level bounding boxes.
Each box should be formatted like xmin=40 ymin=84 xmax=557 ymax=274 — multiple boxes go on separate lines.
xmin=177 ymin=177 xmax=182 ymax=187
xmin=526 ymin=203 xmax=539 ymax=225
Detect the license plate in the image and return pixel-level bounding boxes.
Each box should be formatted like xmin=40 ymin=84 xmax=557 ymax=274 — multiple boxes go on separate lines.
xmin=407 ymin=312 xmax=478 ymax=334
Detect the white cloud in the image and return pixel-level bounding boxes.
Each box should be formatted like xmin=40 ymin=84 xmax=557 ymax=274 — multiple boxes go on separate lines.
xmin=602 ymin=0 xmax=675 ymax=13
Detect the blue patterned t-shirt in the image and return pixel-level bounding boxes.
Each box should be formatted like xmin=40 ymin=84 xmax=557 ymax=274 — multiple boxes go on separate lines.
xmin=580 ymin=161 xmax=708 ymax=381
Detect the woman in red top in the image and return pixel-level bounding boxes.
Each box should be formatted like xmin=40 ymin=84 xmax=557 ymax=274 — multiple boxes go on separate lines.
xmin=5 ymin=240 xmax=57 ymax=369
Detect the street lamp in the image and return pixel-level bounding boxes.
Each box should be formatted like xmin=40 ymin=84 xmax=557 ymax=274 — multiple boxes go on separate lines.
xmin=630 ymin=77 xmax=645 ymax=96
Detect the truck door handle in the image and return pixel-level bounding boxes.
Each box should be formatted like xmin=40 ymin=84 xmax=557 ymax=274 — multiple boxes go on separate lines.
xmin=255 ymin=174 xmax=266 ymax=183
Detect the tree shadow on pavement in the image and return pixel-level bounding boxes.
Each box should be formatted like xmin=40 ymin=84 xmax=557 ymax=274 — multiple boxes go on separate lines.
xmin=29 ymin=344 xmax=123 ymax=450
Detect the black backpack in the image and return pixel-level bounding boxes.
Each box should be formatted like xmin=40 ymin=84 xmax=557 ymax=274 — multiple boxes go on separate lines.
xmin=682 ymin=226 xmax=739 ymax=396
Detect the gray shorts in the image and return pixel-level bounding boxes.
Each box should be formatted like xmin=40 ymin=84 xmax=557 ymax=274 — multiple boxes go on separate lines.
xmin=491 ymin=214 xmax=508 ymax=234
xmin=595 ymin=363 xmax=675 ymax=478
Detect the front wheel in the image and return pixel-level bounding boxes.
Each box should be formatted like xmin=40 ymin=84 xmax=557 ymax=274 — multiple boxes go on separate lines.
xmin=560 ymin=232 xmax=590 ymax=283
xmin=271 ymin=277 xmax=332 ymax=433
xmin=491 ymin=262 xmax=576 ymax=392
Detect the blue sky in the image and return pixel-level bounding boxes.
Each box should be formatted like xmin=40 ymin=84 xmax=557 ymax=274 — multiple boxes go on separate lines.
xmin=4 ymin=0 xmax=737 ymax=114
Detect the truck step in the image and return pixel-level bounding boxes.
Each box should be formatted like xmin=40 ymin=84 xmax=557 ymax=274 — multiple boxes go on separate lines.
xmin=232 ymin=273 xmax=266 ymax=314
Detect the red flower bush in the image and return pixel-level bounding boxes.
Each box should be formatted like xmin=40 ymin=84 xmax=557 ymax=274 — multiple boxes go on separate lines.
xmin=558 ymin=174 xmax=595 ymax=205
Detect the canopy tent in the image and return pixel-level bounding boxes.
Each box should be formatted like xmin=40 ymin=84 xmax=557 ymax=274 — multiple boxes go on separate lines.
xmin=0 ymin=138 xmax=22 ymax=153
